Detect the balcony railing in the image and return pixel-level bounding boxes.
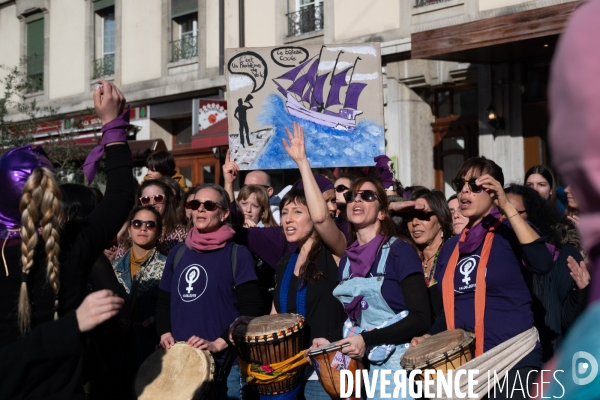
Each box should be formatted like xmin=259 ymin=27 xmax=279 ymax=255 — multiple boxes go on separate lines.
xmin=415 ymin=0 xmax=453 ymax=7
xmin=92 ymin=54 xmax=115 ymax=80
xmin=287 ymin=4 xmax=324 ymax=37
xmin=171 ymin=35 xmax=198 ymax=63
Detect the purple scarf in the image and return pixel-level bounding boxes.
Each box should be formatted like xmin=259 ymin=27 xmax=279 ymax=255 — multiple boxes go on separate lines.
xmin=458 ymin=207 xmax=502 ymax=254
xmin=344 ymin=235 xmax=386 ymax=322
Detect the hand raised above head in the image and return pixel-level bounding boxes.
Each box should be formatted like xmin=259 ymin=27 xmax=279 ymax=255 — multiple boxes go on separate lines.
xmin=223 ymin=149 xmax=240 ymax=185
xmin=94 ymin=80 xmax=126 ymax=125
xmin=282 ymin=122 xmax=307 ymax=164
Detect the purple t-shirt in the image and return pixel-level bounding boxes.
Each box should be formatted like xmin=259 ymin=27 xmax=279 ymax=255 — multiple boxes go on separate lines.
xmin=338 ymin=239 xmax=423 ymax=313
xmin=433 ymin=223 xmax=535 ymax=352
xmin=159 ymin=242 xmax=257 ymax=346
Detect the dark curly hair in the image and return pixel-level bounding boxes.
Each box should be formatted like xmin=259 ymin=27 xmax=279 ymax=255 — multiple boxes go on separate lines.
xmin=505 ymin=184 xmax=580 ymax=251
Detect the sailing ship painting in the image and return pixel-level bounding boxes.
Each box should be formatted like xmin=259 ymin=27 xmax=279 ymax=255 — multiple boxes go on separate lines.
xmin=273 ymin=47 xmax=367 ymax=131
xmin=225 ymin=43 xmax=384 ymax=170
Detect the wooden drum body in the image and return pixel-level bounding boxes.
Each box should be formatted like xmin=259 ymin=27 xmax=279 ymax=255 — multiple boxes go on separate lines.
xmin=233 ymin=313 xmax=306 ymax=395
xmin=400 ymin=329 xmax=474 ymax=379
xmin=135 ymin=342 xmax=215 ymax=400
xmin=307 ymin=343 xmax=363 ymax=399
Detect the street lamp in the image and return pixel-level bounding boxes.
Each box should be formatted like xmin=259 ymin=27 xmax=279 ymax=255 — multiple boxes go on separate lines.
xmin=487 ymin=104 xmax=505 ymax=130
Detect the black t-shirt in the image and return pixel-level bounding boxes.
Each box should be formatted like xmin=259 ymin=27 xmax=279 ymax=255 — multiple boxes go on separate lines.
xmin=273 ymin=245 xmax=346 ymax=344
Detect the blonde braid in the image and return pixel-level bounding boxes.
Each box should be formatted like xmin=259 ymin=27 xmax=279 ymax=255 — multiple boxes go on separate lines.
xmin=18 ymin=169 xmax=44 ymax=334
xmin=39 ymin=169 xmax=62 ymax=321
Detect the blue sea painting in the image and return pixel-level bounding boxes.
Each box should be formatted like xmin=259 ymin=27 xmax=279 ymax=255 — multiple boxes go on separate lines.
xmin=251 ymin=95 xmax=384 ymax=169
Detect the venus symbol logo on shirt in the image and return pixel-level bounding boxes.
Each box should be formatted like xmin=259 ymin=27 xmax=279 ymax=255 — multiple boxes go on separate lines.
xmin=458 ymin=256 xmax=478 ymax=285
xmin=177 ymin=264 xmax=208 ymax=302
xmin=185 ymin=266 xmax=200 ymax=293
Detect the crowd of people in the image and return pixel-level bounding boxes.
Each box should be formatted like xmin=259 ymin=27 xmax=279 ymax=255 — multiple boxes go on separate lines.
xmin=0 ymin=9 xmax=598 ymax=395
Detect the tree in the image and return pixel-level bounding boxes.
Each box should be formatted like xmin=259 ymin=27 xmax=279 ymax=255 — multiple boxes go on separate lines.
xmin=0 ymin=61 xmax=104 ymax=186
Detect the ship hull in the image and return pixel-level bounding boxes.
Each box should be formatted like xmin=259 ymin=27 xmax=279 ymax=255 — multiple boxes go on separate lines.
xmin=285 ymin=94 xmax=358 ymax=130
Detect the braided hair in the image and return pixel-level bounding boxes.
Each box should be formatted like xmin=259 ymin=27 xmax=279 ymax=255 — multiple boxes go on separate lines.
xmin=18 ymin=167 xmax=62 ymax=333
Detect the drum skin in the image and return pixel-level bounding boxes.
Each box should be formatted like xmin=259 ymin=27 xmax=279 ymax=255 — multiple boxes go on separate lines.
xmin=233 ymin=314 xmax=306 ymax=395
xmin=400 ymin=329 xmax=474 ymax=379
xmin=135 ymin=342 xmax=215 ymax=400
xmin=308 ymin=343 xmax=363 ymax=400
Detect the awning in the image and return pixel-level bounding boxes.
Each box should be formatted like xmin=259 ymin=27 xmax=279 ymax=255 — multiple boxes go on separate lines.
xmin=411 ymin=1 xmax=581 ymax=63
xmin=191 ymin=118 xmax=229 ymax=149
xmin=79 ymin=139 xmax=167 ymax=161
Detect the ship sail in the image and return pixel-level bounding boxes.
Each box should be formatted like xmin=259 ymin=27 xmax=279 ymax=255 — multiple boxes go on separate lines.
xmin=287 ymin=74 xmax=310 ymax=97
xmin=343 ymin=82 xmax=367 ymax=110
xmin=312 ymin=73 xmax=329 ymax=107
xmin=325 ymin=67 xmax=352 ymax=108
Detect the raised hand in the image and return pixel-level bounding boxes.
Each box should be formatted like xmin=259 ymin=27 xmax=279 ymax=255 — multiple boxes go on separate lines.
xmin=223 ymin=149 xmax=240 ymax=186
xmin=567 ymin=255 xmax=590 ymax=289
xmin=94 ymin=80 xmax=126 ymax=125
xmin=282 ymin=121 xmax=307 ymax=164
xmin=476 ymin=174 xmax=509 ymax=210
xmin=388 ymin=200 xmax=426 ymax=213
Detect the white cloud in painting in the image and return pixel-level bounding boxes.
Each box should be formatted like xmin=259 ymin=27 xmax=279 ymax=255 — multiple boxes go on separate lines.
xmin=325 ymin=45 xmax=377 ymax=57
xmin=229 ymin=75 xmax=253 ymax=91
xmin=345 ymin=73 xmax=379 ymax=82
xmin=318 ymin=61 xmax=352 ymax=72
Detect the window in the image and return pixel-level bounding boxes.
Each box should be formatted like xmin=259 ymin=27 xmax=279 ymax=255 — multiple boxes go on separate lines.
xmin=93 ymin=1 xmax=115 ymax=79
xmin=433 ymin=85 xmax=478 ymax=118
xmin=26 ymin=13 xmax=44 ymax=92
xmin=287 ymin=0 xmax=323 ymax=36
xmin=171 ymin=0 xmax=198 ymax=62
xmin=173 ymin=117 xmax=193 ymax=146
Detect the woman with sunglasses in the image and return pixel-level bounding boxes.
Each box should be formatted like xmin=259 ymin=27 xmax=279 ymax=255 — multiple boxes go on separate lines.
xmin=115 ymin=179 xmax=187 ymax=259
xmin=402 ymin=188 xmax=453 ymax=320
xmin=334 ymin=173 xmax=357 ymax=224
xmin=411 ymin=157 xmax=554 ymax=399
xmin=111 ymin=206 xmax=166 ymax=392
xmin=157 ymin=183 xmax=262 ymax=399
xmin=309 ymin=176 xmax=431 ymax=399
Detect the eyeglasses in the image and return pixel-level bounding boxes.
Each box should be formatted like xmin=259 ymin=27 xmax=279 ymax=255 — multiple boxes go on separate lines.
xmin=451 ymin=178 xmax=484 ymax=194
xmin=406 ymin=211 xmax=436 ymax=221
xmin=139 ymin=194 xmax=165 ymax=205
xmin=344 ymin=190 xmax=378 ymax=203
xmin=131 ymin=220 xmax=157 ymax=231
xmin=335 ymin=184 xmax=349 ymax=193
xmin=185 ymin=200 xmax=223 ymax=212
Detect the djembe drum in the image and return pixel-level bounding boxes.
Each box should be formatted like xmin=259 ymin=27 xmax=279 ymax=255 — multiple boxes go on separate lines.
xmin=400 ymin=329 xmax=474 ymax=379
xmin=307 ymin=342 xmax=363 ymax=399
xmin=135 ymin=342 xmax=215 ymax=400
xmin=233 ymin=313 xmax=307 ymax=395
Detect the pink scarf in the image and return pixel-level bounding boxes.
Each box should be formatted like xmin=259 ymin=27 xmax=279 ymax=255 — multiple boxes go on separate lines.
xmin=185 ymin=225 xmax=235 ymax=252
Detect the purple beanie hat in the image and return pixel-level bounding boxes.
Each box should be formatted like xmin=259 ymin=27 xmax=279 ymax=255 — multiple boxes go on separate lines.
xmin=295 ymin=174 xmax=335 ymax=193
xmin=0 ymin=145 xmax=54 ymax=239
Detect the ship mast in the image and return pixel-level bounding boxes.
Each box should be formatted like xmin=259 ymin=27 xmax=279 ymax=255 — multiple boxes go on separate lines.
xmin=310 ymin=45 xmax=325 ymax=107
xmin=329 ymin=51 xmax=344 ymax=88
xmin=347 ymin=57 xmax=362 ymax=87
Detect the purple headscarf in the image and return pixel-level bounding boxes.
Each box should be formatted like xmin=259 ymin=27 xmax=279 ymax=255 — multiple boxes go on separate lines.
xmin=374 ymin=155 xmax=394 ymax=190
xmin=0 ymin=145 xmax=54 ymax=240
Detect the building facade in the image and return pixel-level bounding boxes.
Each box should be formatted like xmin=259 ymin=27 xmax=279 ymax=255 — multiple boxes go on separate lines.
xmin=0 ymin=0 xmax=580 ymax=192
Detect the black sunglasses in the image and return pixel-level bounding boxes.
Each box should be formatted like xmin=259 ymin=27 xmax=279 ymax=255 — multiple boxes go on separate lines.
xmin=185 ymin=200 xmax=223 ymax=212
xmin=139 ymin=194 xmax=165 ymax=205
xmin=335 ymin=184 xmax=349 ymax=193
xmin=344 ymin=190 xmax=378 ymax=203
xmin=451 ymin=178 xmax=484 ymax=193
xmin=131 ymin=219 xmax=157 ymax=231
xmin=405 ymin=211 xmax=436 ymax=221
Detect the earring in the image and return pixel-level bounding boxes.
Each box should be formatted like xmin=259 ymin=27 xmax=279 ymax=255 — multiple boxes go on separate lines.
xmin=441 ymin=231 xmax=444 ymax=239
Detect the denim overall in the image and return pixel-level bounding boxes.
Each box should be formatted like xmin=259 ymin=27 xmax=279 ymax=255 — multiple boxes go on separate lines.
xmin=333 ymin=238 xmax=413 ymax=400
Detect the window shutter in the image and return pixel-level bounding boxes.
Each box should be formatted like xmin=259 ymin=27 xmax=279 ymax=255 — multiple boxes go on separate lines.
xmin=94 ymin=0 xmax=115 ymax=12
xmin=171 ymin=0 xmax=198 ymax=18
xmin=26 ymin=16 xmax=44 ymax=75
